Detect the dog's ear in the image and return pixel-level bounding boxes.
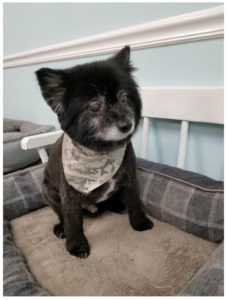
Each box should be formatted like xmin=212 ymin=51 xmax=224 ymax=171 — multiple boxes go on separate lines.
xmin=112 ymin=46 xmax=135 ymax=73
xmin=36 ymin=68 xmax=67 ymax=114
xmin=114 ymin=46 xmax=130 ymax=65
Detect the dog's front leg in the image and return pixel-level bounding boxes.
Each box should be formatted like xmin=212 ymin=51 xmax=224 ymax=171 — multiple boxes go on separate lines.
xmin=123 ymin=184 xmax=153 ymax=231
xmin=60 ymin=184 xmax=90 ymax=258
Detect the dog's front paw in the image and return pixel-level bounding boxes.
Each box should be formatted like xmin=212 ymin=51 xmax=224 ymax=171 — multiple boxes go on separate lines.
xmin=67 ymin=236 xmax=90 ymax=259
xmin=54 ymin=223 xmax=65 ymax=239
xmin=130 ymin=212 xmax=154 ymax=231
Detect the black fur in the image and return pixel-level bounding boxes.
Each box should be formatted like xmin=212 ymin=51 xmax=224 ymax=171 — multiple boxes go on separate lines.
xmin=36 ymin=46 xmax=153 ymax=258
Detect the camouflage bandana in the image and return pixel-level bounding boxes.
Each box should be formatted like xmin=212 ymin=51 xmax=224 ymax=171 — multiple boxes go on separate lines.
xmin=62 ymin=133 xmax=126 ymax=194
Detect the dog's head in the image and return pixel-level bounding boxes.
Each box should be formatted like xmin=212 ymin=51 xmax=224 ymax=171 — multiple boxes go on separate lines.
xmin=36 ymin=46 xmax=141 ymax=151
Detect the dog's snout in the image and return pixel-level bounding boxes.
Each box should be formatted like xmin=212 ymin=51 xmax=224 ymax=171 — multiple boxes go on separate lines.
xmin=118 ymin=121 xmax=132 ymax=133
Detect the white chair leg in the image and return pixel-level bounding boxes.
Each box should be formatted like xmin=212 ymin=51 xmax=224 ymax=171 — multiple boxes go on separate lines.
xmin=37 ymin=147 xmax=49 ymax=163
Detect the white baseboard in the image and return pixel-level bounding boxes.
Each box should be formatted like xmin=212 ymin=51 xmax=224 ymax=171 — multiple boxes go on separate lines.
xmin=3 ymin=5 xmax=224 ymax=69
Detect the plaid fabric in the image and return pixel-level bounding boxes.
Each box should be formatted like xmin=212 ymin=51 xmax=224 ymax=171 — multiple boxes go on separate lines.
xmin=3 ymin=218 xmax=49 ymax=296
xmin=136 ymin=158 xmax=224 ymax=243
xmin=3 ymin=164 xmax=47 ymax=221
xmin=3 ymin=164 xmax=49 ymax=296
xmin=4 ymin=159 xmax=224 ymax=241
xmin=179 ymin=242 xmax=224 ymax=296
xmin=136 ymin=157 xmax=224 ymax=190
xmin=3 ymin=159 xmax=224 ymax=296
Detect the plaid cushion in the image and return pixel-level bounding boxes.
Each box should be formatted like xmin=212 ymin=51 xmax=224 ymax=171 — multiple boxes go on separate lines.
xmin=3 ymin=165 xmax=49 ymax=295
xmin=3 ymin=159 xmax=224 ymax=242
xmin=179 ymin=242 xmax=224 ymax=296
xmin=136 ymin=158 xmax=224 ymax=243
xmin=3 ymin=218 xmax=49 ymax=296
xmin=3 ymin=159 xmax=224 ymax=296
xmin=3 ymin=164 xmax=47 ymax=221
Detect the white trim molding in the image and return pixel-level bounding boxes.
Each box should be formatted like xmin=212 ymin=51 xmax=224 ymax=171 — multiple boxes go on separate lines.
xmin=4 ymin=5 xmax=224 ymax=69
xmin=139 ymin=86 xmax=223 ymax=166
xmin=140 ymin=87 xmax=224 ymax=124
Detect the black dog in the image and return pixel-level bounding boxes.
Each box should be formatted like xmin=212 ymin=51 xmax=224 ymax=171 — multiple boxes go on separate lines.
xmin=36 ymin=46 xmax=153 ymax=259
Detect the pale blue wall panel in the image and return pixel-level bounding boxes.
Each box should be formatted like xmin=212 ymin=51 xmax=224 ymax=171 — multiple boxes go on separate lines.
xmin=133 ymin=39 xmax=224 ymax=86
xmin=4 ymin=2 xmax=222 ymax=55
xmin=131 ymin=120 xmax=224 ymax=181
xmin=3 ymin=3 xmax=224 ymax=180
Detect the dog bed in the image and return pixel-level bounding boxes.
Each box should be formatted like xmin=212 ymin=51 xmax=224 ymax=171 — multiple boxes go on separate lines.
xmin=3 ymin=118 xmax=54 ymax=173
xmin=3 ymin=158 xmax=224 ymax=296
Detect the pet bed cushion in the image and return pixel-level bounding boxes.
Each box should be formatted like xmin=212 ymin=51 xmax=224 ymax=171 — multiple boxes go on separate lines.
xmin=136 ymin=158 xmax=224 ymax=243
xmin=180 ymin=242 xmax=224 ymax=296
xmin=3 ymin=118 xmax=54 ymax=173
xmin=3 ymin=159 xmax=224 ymax=296
xmin=10 ymin=206 xmax=217 ymax=296
xmin=4 ymin=218 xmax=48 ymax=296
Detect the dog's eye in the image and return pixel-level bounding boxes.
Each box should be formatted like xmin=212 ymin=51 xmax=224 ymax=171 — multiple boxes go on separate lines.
xmin=119 ymin=92 xmax=128 ymax=104
xmin=90 ymin=102 xmax=101 ymax=112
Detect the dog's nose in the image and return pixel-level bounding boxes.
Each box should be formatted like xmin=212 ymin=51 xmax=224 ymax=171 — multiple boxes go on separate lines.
xmin=118 ymin=121 xmax=132 ymax=133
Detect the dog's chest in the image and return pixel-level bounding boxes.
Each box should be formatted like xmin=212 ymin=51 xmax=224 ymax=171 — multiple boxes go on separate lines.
xmin=62 ymin=134 xmax=126 ymax=194
xmin=95 ymin=178 xmax=116 ymax=203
